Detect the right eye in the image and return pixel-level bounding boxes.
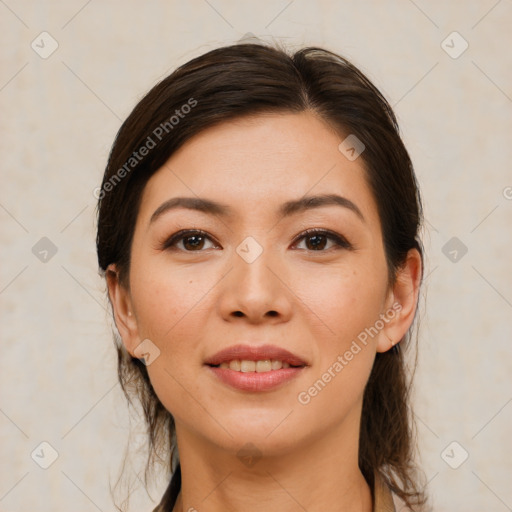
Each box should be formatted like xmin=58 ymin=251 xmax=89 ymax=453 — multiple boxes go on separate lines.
xmin=161 ymin=229 xmax=219 ymax=252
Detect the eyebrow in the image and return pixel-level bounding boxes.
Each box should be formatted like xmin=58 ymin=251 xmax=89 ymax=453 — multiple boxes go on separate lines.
xmin=149 ymin=193 xmax=365 ymax=225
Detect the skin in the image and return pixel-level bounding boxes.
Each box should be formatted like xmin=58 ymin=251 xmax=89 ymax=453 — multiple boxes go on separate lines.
xmin=106 ymin=111 xmax=422 ymax=512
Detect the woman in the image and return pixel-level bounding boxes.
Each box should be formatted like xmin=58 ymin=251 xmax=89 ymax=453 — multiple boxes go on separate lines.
xmin=96 ymin=42 xmax=426 ymax=512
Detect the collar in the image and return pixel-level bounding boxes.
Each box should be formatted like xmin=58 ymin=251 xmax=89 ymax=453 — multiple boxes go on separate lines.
xmin=373 ymin=471 xmax=397 ymax=512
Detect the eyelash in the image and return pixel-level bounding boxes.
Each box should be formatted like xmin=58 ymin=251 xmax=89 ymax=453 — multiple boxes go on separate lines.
xmin=160 ymin=228 xmax=352 ymax=253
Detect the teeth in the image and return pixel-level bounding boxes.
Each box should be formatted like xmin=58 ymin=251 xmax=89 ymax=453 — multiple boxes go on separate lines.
xmin=229 ymin=360 xmax=241 ymax=371
xmin=218 ymin=360 xmax=293 ymax=372
xmin=241 ymin=360 xmax=255 ymax=372
xmin=256 ymin=360 xmax=271 ymax=372
xmin=271 ymin=360 xmax=283 ymax=370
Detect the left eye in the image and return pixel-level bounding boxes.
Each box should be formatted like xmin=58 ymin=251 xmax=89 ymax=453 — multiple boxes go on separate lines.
xmin=293 ymin=229 xmax=351 ymax=251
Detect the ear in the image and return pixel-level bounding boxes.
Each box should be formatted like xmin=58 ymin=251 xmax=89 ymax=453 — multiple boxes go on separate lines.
xmin=105 ymin=264 xmax=140 ymax=357
xmin=376 ymin=248 xmax=422 ymax=353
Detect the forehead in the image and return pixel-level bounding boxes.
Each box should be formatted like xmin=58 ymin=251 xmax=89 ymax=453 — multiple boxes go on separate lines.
xmin=137 ymin=111 xmax=381 ymax=230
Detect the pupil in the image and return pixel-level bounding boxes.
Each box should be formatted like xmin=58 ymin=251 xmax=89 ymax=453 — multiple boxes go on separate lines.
xmin=307 ymin=235 xmax=326 ymax=250
xmin=185 ymin=235 xmax=203 ymax=250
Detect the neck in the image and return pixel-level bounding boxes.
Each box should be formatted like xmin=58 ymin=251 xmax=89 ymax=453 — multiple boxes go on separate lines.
xmin=171 ymin=409 xmax=373 ymax=512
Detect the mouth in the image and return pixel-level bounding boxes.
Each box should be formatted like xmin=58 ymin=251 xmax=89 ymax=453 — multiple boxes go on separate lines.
xmin=204 ymin=343 xmax=308 ymax=368
xmin=206 ymin=360 xmax=305 ymax=372
xmin=204 ymin=344 xmax=308 ymax=392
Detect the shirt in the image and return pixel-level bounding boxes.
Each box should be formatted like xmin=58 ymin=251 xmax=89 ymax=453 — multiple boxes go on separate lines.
xmin=152 ymin=467 xmax=409 ymax=512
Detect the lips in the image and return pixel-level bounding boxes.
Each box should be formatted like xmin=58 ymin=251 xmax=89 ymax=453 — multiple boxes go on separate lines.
xmin=204 ymin=344 xmax=307 ymax=367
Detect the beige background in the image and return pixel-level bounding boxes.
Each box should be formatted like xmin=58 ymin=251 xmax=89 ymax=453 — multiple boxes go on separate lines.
xmin=1 ymin=1 xmax=511 ymax=511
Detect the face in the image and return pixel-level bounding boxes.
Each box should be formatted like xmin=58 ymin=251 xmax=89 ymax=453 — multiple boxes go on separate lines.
xmin=108 ymin=111 xmax=418 ymax=459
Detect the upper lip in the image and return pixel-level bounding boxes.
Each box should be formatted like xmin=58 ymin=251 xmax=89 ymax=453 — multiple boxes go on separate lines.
xmin=204 ymin=344 xmax=308 ymax=367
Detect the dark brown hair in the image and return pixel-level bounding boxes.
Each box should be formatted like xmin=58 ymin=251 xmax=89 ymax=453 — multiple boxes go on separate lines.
xmin=96 ymin=42 xmax=426 ymax=510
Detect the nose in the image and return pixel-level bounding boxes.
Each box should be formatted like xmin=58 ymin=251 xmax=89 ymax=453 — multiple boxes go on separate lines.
xmin=217 ymin=240 xmax=293 ymax=324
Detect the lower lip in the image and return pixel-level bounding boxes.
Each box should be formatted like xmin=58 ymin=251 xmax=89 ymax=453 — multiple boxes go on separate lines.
xmin=206 ymin=365 xmax=305 ymax=392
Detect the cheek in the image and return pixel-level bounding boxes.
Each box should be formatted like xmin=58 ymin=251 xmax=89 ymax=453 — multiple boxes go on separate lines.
xmin=293 ymin=265 xmax=385 ymax=423
xmin=129 ymin=255 xmax=212 ymax=340
xmin=295 ymin=260 xmax=388 ymax=347
xmin=129 ymin=262 xmax=213 ymax=422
